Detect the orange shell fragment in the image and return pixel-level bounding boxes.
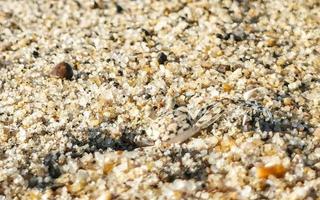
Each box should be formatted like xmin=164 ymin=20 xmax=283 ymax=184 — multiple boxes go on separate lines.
xmin=257 ymin=164 xmax=286 ymax=179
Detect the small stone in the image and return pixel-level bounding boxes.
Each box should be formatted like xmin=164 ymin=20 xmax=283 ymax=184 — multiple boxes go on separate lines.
xmin=115 ymin=3 xmax=123 ymax=13
xmin=28 ymin=177 xmax=39 ymax=188
xmin=288 ymin=81 xmax=301 ymax=91
xmin=266 ymin=39 xmax=277 ymax=47
xmin=283 ymin=97 xmax=293 ymax=106
xmin=32 ymin=50 xmax=39 ymax=58
xmin=314 ymin=128 xmax=320 ymax=141
xmin=51 ymin=62 xmax=73 ymax=80
xmin=201 ymin=61 xmax=212 ymax=69
xmin=92 ymin=0 xmax=103 ymax=9
xmin=216 ymin=33 xmax=224 ymax=39
xmin=68 ymin=180 xmax=86 ymax=194
xmin=216 ymin=33 xmax=230 ymax=40
xmin=222 ymin=83 xmax=233 ymax=92
xmin=276 ymin=58 xmax=286 ymax=66
xmin=92 ymin=1 xmax=100 ymax=9
xmin=48 ymin=163 xmax=61 ymax=179
xmin=256 ymin=164 xmax=286 ymax=179
xmin=232 ymin=29 xmax=247 ymax=42
xmin=216 ymin=65 xmax=230 ymax=73
xmin=27 ymin=190 xmax=41 ymax=200
xmin=44 ymin=153 xmax=62 ymax=179
xmin=97 ymin=191 xmax=112 ymax=200
xmin=157 ymin=52 xmax=167 ymax=65
xmin=103 ymin=162 xmax=115 ymax=175
xmin=215 ymin=50 xmax=224 ymax=57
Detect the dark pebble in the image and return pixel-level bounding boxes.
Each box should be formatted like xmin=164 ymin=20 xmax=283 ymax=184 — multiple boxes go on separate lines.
xmin=286 ymin=144 xmax=297 ymax=157
xmin=48 ymin=163 xmax=61 ymax=179
xmin=118 ymin=70 xmax=123 ymax=76
xmin=28 ymin=177 xmax=39 ymax=188
xmin=232 ymin=31 xmax=247 ymax=42
xmin=87 ymin=128 xmax=139 ymax=151
xmin=51 ymin=62 xmax=73 ymax=80
xmin=216 ymin=33 xmax=230 ymax=40
xmin=307 ymin=187 xmax=318 ymax=199
xmin=92 ymin=1 xmax=100 ymax=9
xmin=113 ymin=81 xmax=120 ymax=88
xmin=144 ymin=93 xmax=152 ymax=99
xmin=233 ymin=34 xmax=244 ymax=42
xmin=216 ymin=33 xmax=224 ymax=39
xmin=44 ymin=153 xmax=62 ymax=179
xmin=157 ymin=52 xmax=167 ymax=64
xmin=32 ymin=50 xmax=39 ymax=58
xmin=115 ymin=3 xmax=123 ymax=13
xmin=142 ymin=28 xmax=151 ymax=36
xmin=28 ymin=176 xmax=51 ymax=189
xmin=92 ymin=0 xmax=103 ymax=9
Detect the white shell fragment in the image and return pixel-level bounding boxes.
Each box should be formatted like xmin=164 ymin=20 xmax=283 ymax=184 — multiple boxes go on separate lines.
xmin=243 ymin=87 xmax=269 ymax=101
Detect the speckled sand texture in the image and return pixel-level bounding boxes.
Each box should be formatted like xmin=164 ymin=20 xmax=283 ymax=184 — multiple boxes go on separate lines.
xmin=1 ymin=0 xmax=320 ymax=199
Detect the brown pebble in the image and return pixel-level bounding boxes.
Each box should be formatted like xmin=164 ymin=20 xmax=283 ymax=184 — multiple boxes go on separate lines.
xmin=103 ymin=162 xmax=115 ymax=175
xmin=265 ymin=38 xmax=277 ymax=47
xmin=51 ymin=62 xmax=73 ymax=80
xmin=91 ymin=0 xmax=104 ymax=9
xmin=283 ymin=97 xmax=293 ymax=106
xmin=216 ymin=65 xmax=230 ymax=73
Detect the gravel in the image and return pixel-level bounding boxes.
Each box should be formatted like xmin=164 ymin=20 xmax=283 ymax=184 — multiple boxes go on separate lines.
xmin=0 ymin=0 xmax=319 ymax=199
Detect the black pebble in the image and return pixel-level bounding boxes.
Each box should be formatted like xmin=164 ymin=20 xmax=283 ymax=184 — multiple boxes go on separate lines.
xmin=158 ymin=52 xmax=167 ymax=64
xmin=216 ymin=33 xmax=224 ymax=39
xmin=217 ymin=33 xmax=231 ymax=40
xmin=48 ymin=163 xmax=61 ymax=179
xmin=92 ymin=1 xmax=100 ymax=9
xmin=115 ymin=3 xmax=123 ymax=13
xmin=87 ymin=128 xmax=139 ymax=152
xmin=44 ymin=153 xmax=61 ymax=179
xmin=286 ymin=144 xmax=296 ymax=157
xmin=233 ymin=34 xmax=243 ymax=42
xmin=216 ymin=33 xmax=232 ymax=40
xmin=32 ymin=51 xmax=39 ymax=58
xmin=28 ymin=177 xmax=39 ymax=188
xmin=118 ymin=70 xmax=123 ymax=76
xmin=142 ymin=28 xmax=151 ymax=36
xmin=232 ymin=32 xmax=247 ymax=42
xmin=144 ymin=93 xmax=151 ymax=99
xmin=28 ymin=176 xmax=51 ymax=189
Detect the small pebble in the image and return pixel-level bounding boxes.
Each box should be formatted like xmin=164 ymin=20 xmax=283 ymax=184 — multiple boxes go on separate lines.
xmin=157 ymin=52 xmax=167 ymax=65
xmin=256 ymin=164 xmax=286 ymax=179
xmin=266 ymin=39 xmax=277 ymax=47
xmin=283 ymin=97 xmax=293 ymax=106
xmin=92 ymin=0 xmax=103 ymax=9
xmin=222 ymin=83 xmax=233 ymax=92
xmin=1 ymin=1 xmax=319 ymax=199
xmin=216 ymin=65 xmax=230 ymax=73
xmin=51 ymin=62 xmax=73 ymax=80
xmin=115 ymin=3 xmax=123 ymax=13
xmin=32 ymin=50 xmax=39 ymax=58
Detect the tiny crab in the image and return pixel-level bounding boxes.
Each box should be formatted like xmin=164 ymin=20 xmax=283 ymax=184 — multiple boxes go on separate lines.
xmin=142 ymin=87 xmax=277 ymax=146
xmin=144 ymin=101 xmax=224 ymax=145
